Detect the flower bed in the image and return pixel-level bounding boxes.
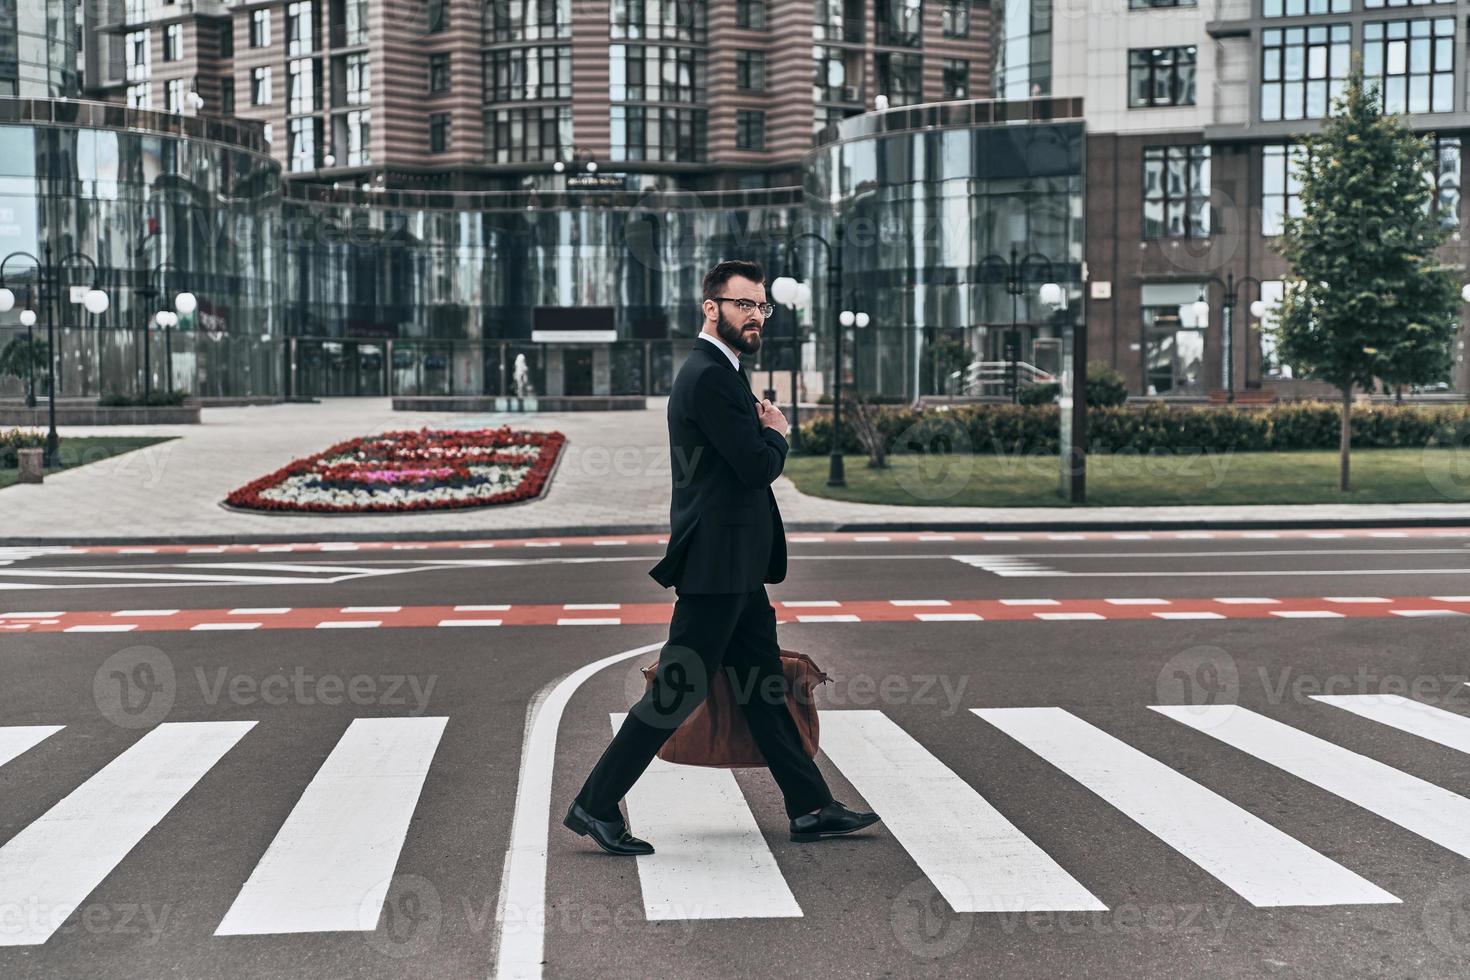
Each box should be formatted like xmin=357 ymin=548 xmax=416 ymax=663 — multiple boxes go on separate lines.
xmin=225 ymin=427 xmax=566 ymax=513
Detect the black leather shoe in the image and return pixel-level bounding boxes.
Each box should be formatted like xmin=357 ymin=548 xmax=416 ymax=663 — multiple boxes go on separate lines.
xmin=789 ymin=801 xmax=881 ymax=842
xmin=564 ymin=801 xmax=654 ymax=856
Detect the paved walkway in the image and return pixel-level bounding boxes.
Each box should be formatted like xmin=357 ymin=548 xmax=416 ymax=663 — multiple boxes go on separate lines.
xmin=3 ymin=400 xmax=1469 ymax=542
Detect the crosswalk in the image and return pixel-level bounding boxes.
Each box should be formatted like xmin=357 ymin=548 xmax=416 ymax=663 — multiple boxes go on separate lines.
xmin=1 ymin=695 xmax=1468 ymax=950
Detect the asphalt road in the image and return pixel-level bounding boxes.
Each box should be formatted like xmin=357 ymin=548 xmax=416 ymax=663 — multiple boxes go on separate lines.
xmin=2 ymin=528 xmax=1469 ymax=980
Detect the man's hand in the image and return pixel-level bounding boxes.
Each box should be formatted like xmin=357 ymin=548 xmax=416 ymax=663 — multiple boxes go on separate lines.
xmin=757 ymin=398 xmax=789 ymax=438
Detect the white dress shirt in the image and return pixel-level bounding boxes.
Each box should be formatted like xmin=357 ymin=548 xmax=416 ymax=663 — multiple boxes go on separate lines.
xmin=698 ymin=331 xmax=742 ymax=372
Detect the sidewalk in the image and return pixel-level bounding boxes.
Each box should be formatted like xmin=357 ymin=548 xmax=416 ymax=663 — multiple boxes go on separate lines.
xmin=3 ymin=399 xmax=1469 ymax=543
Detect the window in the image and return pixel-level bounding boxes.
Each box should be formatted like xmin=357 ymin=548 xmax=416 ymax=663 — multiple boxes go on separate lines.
xmin=1130 ymin=0 xmax=1197 ymax=6
xmin=483 ymin=46 xmax=571 ymax=100
xmin=1264 ymin=0 xmax=1348 ymax=13
xmin=1143 ymin=145 xmax=1211 ymax=239
xmin=165 ymin=78 xmax=183 ymax=112
xmin=735 ymin=50 xmax=765 ymax=91
xmin=289 ymin=58 xmax=315 ymax=113
xmin=484 ymin=104 xmax=572 ymax=161
xmin=875 ymin=0 xmax=922 ymax=47
xmin=610 ymin=0 xmax=708 ymax=43
xmin=1429 ymin=134 xmax=1460 ymax=229
xmin=942 ymin=0 xmax=969 ymax=37
xmin=218 ymin=21 xmax=233 ymax=58
xmin=126 ymin=82 xmax=150 ymax=108
xmin=1261 ymin=143 xmax=1307 ymax=236
xmin=812 ymin=45 xmax=853 ymax=103
xmin=429 ymin=112 xmax=450 ymax=152
xmin=344 ymin=52 xmax=369 ymax=104
xmin=427 ymin=0 xmax=447 ymax=32
xmin=163 ymin=23 xmax=181 ymax=62
xmin=252 ymin=65 xmax=272 ymax=104
xmin=735 ymin=0 xmax=766 ymax=29
xmin=339 ymin=108 xmax=371 ymax=165
xmin=488 ymin=0 xmax=571 ymax=41
xmin=250 ymin=9 xmax=271 ymax=47
xmin=125 ymin=30 xmax=150 ymax=82
xmin=1129 ymin=46 xmax=1196 ymax=107
xmin=942 ymin=58 xmax=969 ymax=99
xmin=286 ymin=1 xmax=313 ymax=55
xmin=429 ymin=52 xmax=449 ymax=94
xmin=875 ymin=51 xmax=922 ymax=106
xmin=1141 ymin=283 xmax=1209 ymax=396
xmin=263 ymin=122 xmax=273 ymax=144
xmin=1365 ymin=0 xmax=1453 ymax=6
xmin=221 ymin=75 xmax=234 ymax=114
xmin=344 ymin=0 xmax=368 ymax=44
xmin=1260 ymin=25 xmax=1350 ymax=121
xmin=1363 ymin=18 xmax=1454 ymax=115
xmin=288 ymin=116 xmax=317 ymax=171
xmin=610 ymin=104 xmax=707 ymax=161
xmin=609 ymin=45 xmax=706 ymax=103
xmin=735 ymin=109 xmax=764 ymax=149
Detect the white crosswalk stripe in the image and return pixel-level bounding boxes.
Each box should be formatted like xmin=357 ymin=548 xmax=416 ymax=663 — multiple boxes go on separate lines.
xmin=1152 ymin=705 xmax=1470 ymax=862
xmin=817 ymin=711 xmax=1105 ymax=912
xmin=612 ymin=714 xmax=801 ymax=920
xmin=216 ymin=716 xmax=447 ymax=935
xmin=0 ymin=721 xmax=255 ymax=947
xmin=973 ymin=708 xmax=1397 ymax=907
xmin=1311 ymin=694 xmax=1470 ymax=756
xmin=0 ymin=725 xmax=63 ymax=769
xmin=951 ymin=555 xmax=1056 ymax=577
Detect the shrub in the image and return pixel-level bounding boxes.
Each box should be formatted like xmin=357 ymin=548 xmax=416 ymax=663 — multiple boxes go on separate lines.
xmin=1018 ymin=382 xmax=1060 ymax=406
xmin=1086 ymin=361 xmax=1129 ymax=408
xmin=98 ymin=391 xmax=187 ymax=407
xmin=0 ymin=428 xmax=45 ymax=468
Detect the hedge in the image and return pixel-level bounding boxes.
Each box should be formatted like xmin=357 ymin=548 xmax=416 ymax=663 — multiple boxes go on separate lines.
xmin=793 ymin=403 xmax=1470 ymax=456
xmin=0 ymin=428 xmax=45 ymax=468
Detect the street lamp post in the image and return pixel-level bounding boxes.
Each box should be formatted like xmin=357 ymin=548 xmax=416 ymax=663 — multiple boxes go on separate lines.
xmin=19 ymin=307 xmax=37 ymax=406
xmin=772 ymin=223 xmax=847 ymax=484
xmin=0 ymin=244 xmax=110 ymax=467
xmin=1192 ymin=272 xmax=1267 ymax=402
xmin=978 ymin=247 xmax=1057 ymax=402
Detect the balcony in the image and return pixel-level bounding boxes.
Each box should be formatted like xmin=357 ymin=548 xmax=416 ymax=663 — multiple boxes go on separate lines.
xmin=812 ymin=17 xmax=864 ymax=44
xmin=329 ymin=22 xmax=370 ymax=48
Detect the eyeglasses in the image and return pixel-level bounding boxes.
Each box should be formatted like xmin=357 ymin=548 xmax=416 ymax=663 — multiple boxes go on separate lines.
xmin=714 ymin=297 xmax=776 ymax=319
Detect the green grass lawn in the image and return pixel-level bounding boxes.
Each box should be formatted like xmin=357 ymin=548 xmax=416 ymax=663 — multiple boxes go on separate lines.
xmin=783 ymin=448 xmax=1470 ymax=507
xmin=0 ymin=436 xmax=175 ymax=489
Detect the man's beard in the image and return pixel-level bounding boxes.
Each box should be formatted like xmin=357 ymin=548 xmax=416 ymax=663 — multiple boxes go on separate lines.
xmin=716 ymin=309 xmax=762 ymax=355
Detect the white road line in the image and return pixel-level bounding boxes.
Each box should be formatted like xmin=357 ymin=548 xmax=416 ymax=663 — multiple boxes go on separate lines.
xmin=315 ymin=621 xmax=381 ymax=629
xmin=0 ymin=726 xmax=62 ymax=769
xmin=492 ymin=640 xmax=663 ymax=980
xmin=592 ymin=540 xmax=628 ymax=546
xmin=781 ymin=600 xmax=841 ymax=608
xmin=556 ymin=618 xmax=621 ymax=626
xmin=974 ymin=708 xmax=1396 ymax=907
xmin=1391 ymin=609 xmax=1466 ymax=617
xmin=1270 ymin=611 xmax=1345 ymax=619
xmin=1214 ymin=598 xmax=1280 ymax=604
xmin=455 ymin=604 xmax=511 ymax=611
xmin=915 ymin=613 xmax=984 ymax=622
xmin=191 ymin=623 xmax=262 ymax=631
xmin=230 ymin=607 xmax=291 ymax=615
xmin=0 ymin=611 xmax=63 ymax=618
xmin=982 ymin=535 xmax=1021 ymax=541
xmin=64 ymin=624 xmax=137 ymax=633
xmin=0 ymin=721 xmax=255 ymax=946
xmin=610 ymin=714 xmax=801 ymax=920
xmin=1111 ymin=534 xmax=1154 ymax=540
xmin=890 ymin=599 xmax=952 ymax=606
xmin=854 ymin=536 xmax=891 ymax=542
xmin=112 ymin=609 xmax=180 ymax=617
xmin=1104 ymin=598 xmax=1170 ymax=606
xmin=341 ymin=605 xmax=401 ymax=613
xmin=1000 ymin=599 xmax=1061 ymax=606
xmin=795 ymin=615 xmax=860 ymax=623
xmin=820 ymin=711 xmax=1104 ymax=912
xmin=1152 ymin=705 xmax=1470 ymax=863
xmin=1431 ymin=595 xmax=1470 ymax=602
xmin=1324 ymin=597 xmax=1390 ymax=604
xmin=1153 ymin=612 xmax=1226 ymax=620
xmin=216 ymin=717 xmax=447 ymax=935
xmin=564 ymin=603 xmax=621 ymax=610
xmin=1312 ymin=695 xmax=1470 ymax=755
xmin=789 ymin=537 xmax=827 ymax=543
xmin=918 ymin=535 xmax=956 ymax=541
xmin=524 ymin=542 xmax=562 ymax=548
xmin=1035 ymin=612 xmax=1106 ymax=621
xmin=438 ymin=619 xmax=503 ymax=627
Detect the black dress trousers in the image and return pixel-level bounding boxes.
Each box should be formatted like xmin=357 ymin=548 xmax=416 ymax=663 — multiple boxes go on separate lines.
xmin=573 ymin=586 xmax=833 ymax=821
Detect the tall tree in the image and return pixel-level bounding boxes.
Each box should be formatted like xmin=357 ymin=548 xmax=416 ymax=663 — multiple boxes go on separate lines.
xmin=1272 ymin=63 xmax=1461 ymax=490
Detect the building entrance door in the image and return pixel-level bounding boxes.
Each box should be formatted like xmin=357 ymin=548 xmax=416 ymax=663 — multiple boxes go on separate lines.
xmin=564 ymin=347 xmax=593 ymax=395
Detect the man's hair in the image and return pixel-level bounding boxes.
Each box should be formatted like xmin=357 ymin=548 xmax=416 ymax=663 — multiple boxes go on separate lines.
xmin=701 ymin=259 xmax=765 ymax=302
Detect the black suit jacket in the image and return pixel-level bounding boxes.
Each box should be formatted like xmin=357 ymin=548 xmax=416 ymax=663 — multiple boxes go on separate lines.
xmin=649 ymin=339 xmax=788 ymax=593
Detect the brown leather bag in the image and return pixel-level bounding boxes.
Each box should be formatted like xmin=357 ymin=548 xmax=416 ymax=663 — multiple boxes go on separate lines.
xmin=641 ymin=649 xmax=828 ymax=768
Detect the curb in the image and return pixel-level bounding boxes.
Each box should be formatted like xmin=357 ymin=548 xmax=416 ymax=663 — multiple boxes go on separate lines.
xmin=3 ymin=515 xmax=1470 ymax=546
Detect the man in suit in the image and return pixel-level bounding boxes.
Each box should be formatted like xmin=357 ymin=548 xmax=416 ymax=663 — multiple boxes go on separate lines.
xmin=564 ymin=259 xmax=881 ymax=856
